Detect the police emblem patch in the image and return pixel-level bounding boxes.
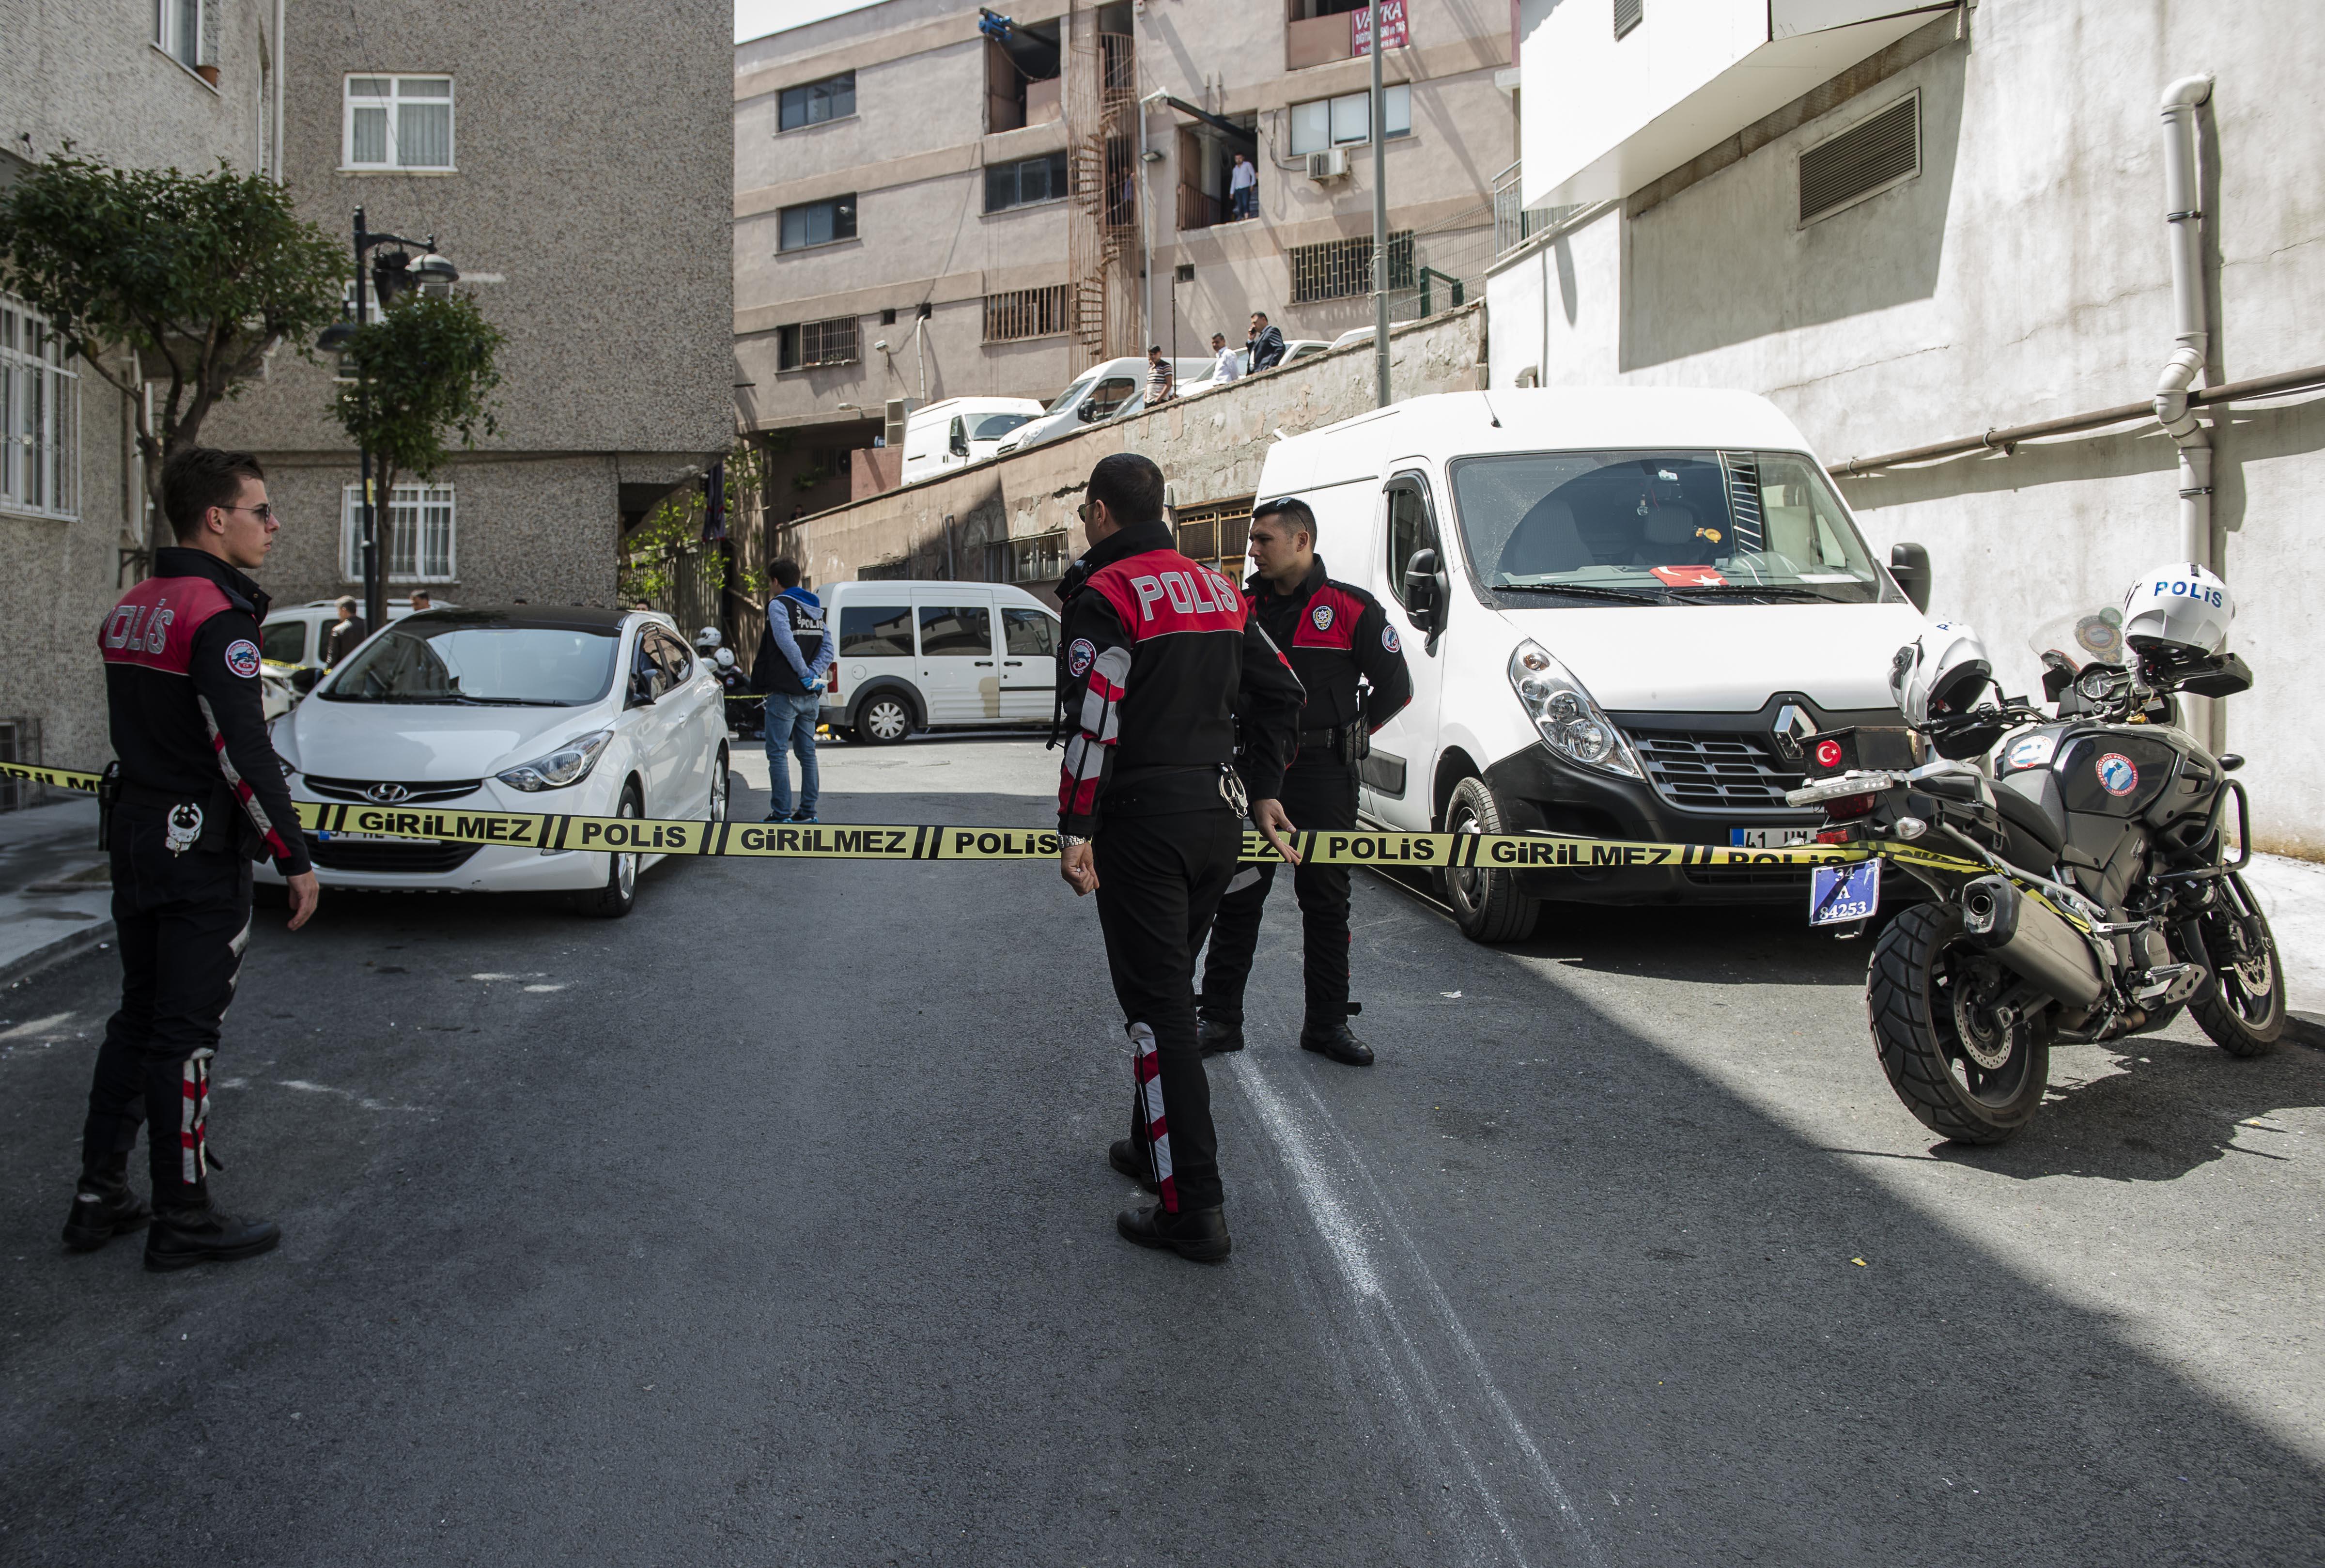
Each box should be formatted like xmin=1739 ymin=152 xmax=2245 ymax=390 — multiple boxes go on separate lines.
xmin=1382 ymin=624 xmax=1401 ymax=654
xmin=1067 ymin=637 xmax=1096 ymax=677
xmin=224 ymin=639 xmax=262 ymax=679
xmin=1311 ymin=604 xmax=1334 ymax=632
xmin=2095 ymin=752 xmax=2139 ymax=796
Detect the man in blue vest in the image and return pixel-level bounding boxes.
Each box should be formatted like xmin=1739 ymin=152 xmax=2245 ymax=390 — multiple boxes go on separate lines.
xmin=751 ymin=557 xmax=835 ymax=823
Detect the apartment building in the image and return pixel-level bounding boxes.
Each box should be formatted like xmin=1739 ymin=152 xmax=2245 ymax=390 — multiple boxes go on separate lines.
xmin=0 ymin=0 xmax=286 ymax=782
xmin=205 ymin=0 xmax=732 ymax=613
xmin=732 ymin=0 xmax=1515 ymax=518
xmin=1488 ymin=0 xmax=2325 ymax=849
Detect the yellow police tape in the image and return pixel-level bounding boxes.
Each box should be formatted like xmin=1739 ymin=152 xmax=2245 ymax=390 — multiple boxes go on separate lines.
xmin=0 ymin=760 xmax=1984 ymax=873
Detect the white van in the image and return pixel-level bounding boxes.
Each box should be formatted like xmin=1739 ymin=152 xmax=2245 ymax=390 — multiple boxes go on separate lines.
xmin=1254 ymin=388 xmax=1935 ymax=940
xmin=993 ymin=356 xmax=1212 ymax=457
xmin=259 ymin=597 xmax=450 ymax=670
xmin=898 ymin=397 xmax=1045 ymax=486
xmin=816 ymin=579 xmax=1063 ymax=744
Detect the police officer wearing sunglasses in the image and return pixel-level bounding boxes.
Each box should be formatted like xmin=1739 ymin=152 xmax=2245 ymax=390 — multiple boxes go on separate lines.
xmin=1197 ymin=496 xmax=1411 ymax=1065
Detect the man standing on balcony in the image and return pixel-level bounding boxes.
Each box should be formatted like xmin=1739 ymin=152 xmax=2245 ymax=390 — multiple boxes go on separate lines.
xmin=1229 ymin=151 xmax=1257 ymax=220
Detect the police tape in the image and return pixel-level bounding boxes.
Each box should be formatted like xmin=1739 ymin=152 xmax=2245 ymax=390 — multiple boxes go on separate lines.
xmin=1 ymin=758 xmax=1987 ymax=873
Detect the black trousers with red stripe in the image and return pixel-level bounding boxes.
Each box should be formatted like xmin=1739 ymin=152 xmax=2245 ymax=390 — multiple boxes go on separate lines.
xmin=1093 ymin=807 xmax=1241 ymax=1213
xmin=1199 ymin=761 xmax=1357 ymax=1034
xmin=79 ymin=805 xmax=251 ymax=1210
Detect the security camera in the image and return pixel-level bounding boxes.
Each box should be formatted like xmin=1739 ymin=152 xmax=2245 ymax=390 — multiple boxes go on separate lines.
xmin=873 ymin=338 xmax=890 ymax=352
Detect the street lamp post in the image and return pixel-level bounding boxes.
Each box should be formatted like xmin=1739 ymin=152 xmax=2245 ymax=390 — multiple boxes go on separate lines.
xmin=316 ymin=207 xmax=458 ymax=632
xmin=1369 ymin=0 xmax=1391 ymax=409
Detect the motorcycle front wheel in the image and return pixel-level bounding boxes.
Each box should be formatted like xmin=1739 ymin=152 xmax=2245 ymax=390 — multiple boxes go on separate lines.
xmin=2182 ymin=871 xmax=2285 ymax=1057
xmin=1868 ymin=902 xmax=2051 ymax=1144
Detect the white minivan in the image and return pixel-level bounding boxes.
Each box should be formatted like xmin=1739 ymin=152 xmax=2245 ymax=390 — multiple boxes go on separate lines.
xmin=992 ymin=356 xmax=1212 ymax=457
xmin=898 ymin=397 xmax=1045 ymax=486
xmin=816 ymin=580 xmax=1063 ymax=744
xmin=1254 ymin=388 xmax=1935 ymax=940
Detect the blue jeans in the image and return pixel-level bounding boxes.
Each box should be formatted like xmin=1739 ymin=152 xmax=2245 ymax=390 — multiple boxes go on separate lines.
xmin=1232 ymin=185 xmax=1256 ymax=219
xmin=764 ymin=692 xmax=821 ymax=819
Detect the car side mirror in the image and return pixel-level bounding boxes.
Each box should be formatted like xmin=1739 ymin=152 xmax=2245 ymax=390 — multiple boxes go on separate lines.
xmin=627 ymin=670 xmax=656 ymax=708
xmin=1890 ymin=542 xmax=1932 ymax=614
xmin=290 ymin=666 xmax=323 ymax=694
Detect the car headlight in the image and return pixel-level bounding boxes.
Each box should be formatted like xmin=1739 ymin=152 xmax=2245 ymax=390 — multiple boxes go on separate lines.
xmin=496 ymin=729 xmax=613 ymax=792
xmin=1508 ymin=640 xmax=1642 ymax=778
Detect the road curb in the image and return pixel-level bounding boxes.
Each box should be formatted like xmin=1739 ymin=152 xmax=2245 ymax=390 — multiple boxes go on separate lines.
xmin=2287 ymin=1010 xmax=2325 ymax=1051
xmin=0 ymin=919 xmax=115 ymax=990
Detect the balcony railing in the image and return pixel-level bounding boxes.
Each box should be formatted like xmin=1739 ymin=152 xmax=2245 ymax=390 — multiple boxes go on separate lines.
xmin=1178 ymin=184 xmax=1226 ymax=232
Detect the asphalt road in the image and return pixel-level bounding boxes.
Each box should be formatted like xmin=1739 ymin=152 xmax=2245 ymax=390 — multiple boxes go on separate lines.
xmin=3 ymin=736 xmax=2320 ymax=1566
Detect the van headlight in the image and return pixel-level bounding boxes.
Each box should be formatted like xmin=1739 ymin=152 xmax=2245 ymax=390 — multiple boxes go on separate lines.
xmin=1508 ymin=641 xmax=1642 ymax=778
xmin=497 ymin=729 xmax=612 ymax=792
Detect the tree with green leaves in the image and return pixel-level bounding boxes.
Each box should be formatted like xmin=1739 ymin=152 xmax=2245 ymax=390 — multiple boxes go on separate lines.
xmin=620 ymin=439 xmax=766 ymax=609
xmin=0 ymin=154 xmax=345 ymax=516
xmin=329 ymin=289 xmax=505 ymax=545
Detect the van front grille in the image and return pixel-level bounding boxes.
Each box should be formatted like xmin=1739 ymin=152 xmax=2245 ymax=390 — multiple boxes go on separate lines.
xmin=1628 ymin=730 xmax=1804 ymax=811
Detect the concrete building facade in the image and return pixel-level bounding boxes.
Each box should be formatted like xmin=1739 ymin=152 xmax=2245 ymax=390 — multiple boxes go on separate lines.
xmin=1488 ymin=0 xmax=2325 ymax=854
xmin=205 ymin=0 xmax=733 ymax=614
xmin=732 ymin=0 xmax=1515 ymax=530
xmin=0 ymin=0 xmax=286 ymax=782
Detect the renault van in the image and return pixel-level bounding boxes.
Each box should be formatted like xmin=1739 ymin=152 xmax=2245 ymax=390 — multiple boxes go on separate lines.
xmin=993 ymin=356 xmax=1212 ymax=456
xmin=898 ymin=397 xmax=1044 ymax=485
xmin=1253 ymin=388 xmax=1935 ymax=940
xmin=816 ymin=579 xmax=1063 ymax=743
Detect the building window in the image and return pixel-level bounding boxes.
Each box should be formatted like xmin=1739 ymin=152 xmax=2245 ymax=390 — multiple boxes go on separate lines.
xmin=775 ymin=316 xmax=861 ymax=371
xmin=983 ymin=284 xmax=1072 ymax=342
xmin=1287 ymin=84 xmax=1410 ymax=155
xmin=0 ymin=296 xmax=80 ymax=522
xmin=1170 ymin=498 xmax=1253 ymax=578
xmin=342 ymin=482 xmax=455 ymax=581
xmin=986 ymin=151 xmax=1070 ymax=213
xmin=155 ymin=0 xmax=203 ymax=70
xmin=990 ymin=530 xmax=1069 ymax=585
xmin=779 ymin=194 xmax=857 ymax=251
xmin=343 ymin=76 xmax=455 ymax=170
xmin=780 ymin=70 xmax=855 ymax=132
xmin=1286 ymin=229 xmax=1413 ymax=303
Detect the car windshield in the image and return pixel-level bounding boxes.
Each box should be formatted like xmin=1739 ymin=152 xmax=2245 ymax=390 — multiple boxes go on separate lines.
xmin=1448 ymin=449 xmax=1894 ymax=605
xmin=970 ymin=412 xmax=1035 ymax=441
xmin=321 ymin=618 xmax=620 ymax=705
xmin=1045 ymin=373 xmax=1097 ymax=414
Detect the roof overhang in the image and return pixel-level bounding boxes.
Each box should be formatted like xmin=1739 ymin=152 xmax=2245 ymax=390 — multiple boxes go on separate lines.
xmin=1518 ymin=0 xmax=1955 ymax=209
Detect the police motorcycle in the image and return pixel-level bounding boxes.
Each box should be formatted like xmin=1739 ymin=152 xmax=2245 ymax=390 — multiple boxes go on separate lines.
xmin=713 ymin=648 xmax=761 ymax=738
xmin=1785 ymin=564 xmax=2284 ymax=1144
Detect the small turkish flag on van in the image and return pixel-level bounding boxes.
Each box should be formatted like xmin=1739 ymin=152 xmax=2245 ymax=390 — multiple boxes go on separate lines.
xmin=1650 ymin=565 xmax=1727 ymax=587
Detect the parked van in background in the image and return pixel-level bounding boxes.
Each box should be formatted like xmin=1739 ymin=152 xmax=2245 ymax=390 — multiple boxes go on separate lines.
xmin=992 ymin=356 xmax=1209 ymax=456
xmin=259 ymin=597 xmax=451 ymax=670
xmin=899 ymin=397 xmax=1045 ymax=485
xmin=817 ymin=580 xmax=1063 ymax=744
xmin=1252 ymin=388 xmax=1936 ymax=941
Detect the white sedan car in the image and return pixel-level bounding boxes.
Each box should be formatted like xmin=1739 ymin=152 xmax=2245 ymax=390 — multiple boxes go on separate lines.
xmin=260 ymin=606 xmax=729 ymax=917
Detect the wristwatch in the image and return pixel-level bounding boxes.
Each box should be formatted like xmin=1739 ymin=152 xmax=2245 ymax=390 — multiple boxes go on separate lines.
xmin=1061 ymin=833 xmax=1091 ymax=847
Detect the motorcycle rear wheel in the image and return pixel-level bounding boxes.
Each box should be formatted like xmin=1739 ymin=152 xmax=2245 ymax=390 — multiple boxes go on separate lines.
xmin=2183 ymin=871 xmax=2285 ymax=1057
xmin=1868 ymin=902 xmax=2051 ymax=1144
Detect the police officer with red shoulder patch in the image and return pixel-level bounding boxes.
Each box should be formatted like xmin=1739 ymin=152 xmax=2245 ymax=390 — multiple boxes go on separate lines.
xmin=1054 ymin=453 xmax=1304 ymax=1263
xmin=64 ymin=448 xmax=319 ymax=1271
xmin=1197 ymin=496 xmax=1412 ymax=1066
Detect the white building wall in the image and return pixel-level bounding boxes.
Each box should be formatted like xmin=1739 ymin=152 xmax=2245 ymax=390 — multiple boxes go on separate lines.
xmin=1488 ymin=0 xmax=2325 ymax=855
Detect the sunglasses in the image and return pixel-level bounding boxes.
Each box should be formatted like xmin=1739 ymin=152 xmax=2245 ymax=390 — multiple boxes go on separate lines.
xmin=219 ymin=502 xmax=278 ymax=523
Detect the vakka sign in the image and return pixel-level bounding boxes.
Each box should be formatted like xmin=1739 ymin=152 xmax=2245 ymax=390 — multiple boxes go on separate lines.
xmin=1351 ymin=0 xmax=1408 ymax=55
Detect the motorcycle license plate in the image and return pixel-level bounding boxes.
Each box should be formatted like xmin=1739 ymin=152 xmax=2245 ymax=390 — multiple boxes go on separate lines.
xmin=1731 ymin=826 xmax=1814 ymax=849
xmin=1808 ymin=861 xmax=1880 ymax=926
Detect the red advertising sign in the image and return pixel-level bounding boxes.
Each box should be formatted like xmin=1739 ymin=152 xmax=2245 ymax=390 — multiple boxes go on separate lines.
xmin=1351 ymin=0 xmax=1409 ymax=55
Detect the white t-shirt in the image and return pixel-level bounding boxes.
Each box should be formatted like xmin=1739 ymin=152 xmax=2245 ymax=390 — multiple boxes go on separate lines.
xmin=1229 ymin=160 xmax=1256 ymax=192
xmin=1212 ymin=346 xmax=1244 ymax=383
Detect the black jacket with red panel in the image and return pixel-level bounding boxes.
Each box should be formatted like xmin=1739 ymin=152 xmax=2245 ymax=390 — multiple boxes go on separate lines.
xmin=98 ymin=546 xmax=310 ymax=875
xmin=1246 ymin=554 xmax=1413 ymax=763
xmin=1054 ymin=519 xmax=1304 ymax=837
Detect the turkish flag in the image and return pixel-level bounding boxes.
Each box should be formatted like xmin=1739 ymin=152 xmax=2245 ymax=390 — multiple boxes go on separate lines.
xmin=1651 ymin=565 xmax=1727 ymax=587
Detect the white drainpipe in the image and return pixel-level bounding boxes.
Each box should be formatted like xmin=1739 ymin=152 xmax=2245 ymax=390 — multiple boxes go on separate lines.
xmin=2154 ymin=73 xmax=2217 ymax=745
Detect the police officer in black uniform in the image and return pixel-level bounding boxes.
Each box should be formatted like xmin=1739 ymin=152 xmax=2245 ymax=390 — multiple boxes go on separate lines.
xmin=1055 ymin=453 xmax=1304 ymax=1263
xmin=1197 ymin=496 xmax=1412 ymax=1066
xmin=65 ymin=448 xmax=319 ymax=1270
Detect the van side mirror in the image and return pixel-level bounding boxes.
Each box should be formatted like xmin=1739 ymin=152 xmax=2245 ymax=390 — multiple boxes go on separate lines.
xmin=290 ymin=666 xmax=323 ymax=694
xmin=1403 ymin=548 xmax=1450 ymax=646
xmin=1890 ymin=542 xmax=1931 ymax=613
xmin=1076 ymin=402 xmax=1100 ymax=424
xmin=948 ymin=425 xmax=968 ymax=456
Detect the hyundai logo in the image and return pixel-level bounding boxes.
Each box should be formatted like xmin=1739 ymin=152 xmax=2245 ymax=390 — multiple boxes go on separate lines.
xmin=365 ymin=782 xmax=411 ymax=804
xmin=1771 ymin=703 xmax=1816 ymax=762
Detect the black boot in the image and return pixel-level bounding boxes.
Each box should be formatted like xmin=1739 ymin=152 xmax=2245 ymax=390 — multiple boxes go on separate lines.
xmin=1108 ymin=1138 xmax=1160 ymax=1194
xmin=1300 ymin=1022 xmax=1375 ymax=1066
xmin=1196 ymin=1016 xmax=1245 ymax=1057
xmin=61 ymin=1182 xmax=150 ymax=1252
xmin=144 ymin=1205 xmax=281 ymax=1273
xmin=1116 ymin=1202 xmax=1231 ymax=1263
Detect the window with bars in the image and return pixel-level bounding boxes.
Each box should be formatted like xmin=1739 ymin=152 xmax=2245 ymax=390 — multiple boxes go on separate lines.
xmin=983 ymin=284 xmax=1072 ymax=343
xmin=1170 ymin=498 xmax=1254 ymax=578
xmin=1286 ymin=230 xmax=1413 ymax=304
xmin=0 ymin=296 xmax=80 ymax=521
xmin=775 ymin=316 xmax=861 ymax=371
xmin=988 ymin=530 xmax=1070 ymax=585
xmin=343 ymin=76 xmax=454 ymax=170
xmin=342 ymin=482 xmax=455 ymax=582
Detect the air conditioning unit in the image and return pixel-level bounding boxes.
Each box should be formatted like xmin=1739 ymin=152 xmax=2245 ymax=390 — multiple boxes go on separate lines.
xmin=1307 ymin=148 xmax=1349 ymax=182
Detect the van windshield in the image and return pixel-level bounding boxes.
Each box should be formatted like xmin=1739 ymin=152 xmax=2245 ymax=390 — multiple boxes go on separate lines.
xmin=970 ymin=412 xmax=1036 ymax=441
xmin=1045 ymin=373 xmax=1097 ymax=414
xmin=1447 ymin=450 xmax=1894 ymax=605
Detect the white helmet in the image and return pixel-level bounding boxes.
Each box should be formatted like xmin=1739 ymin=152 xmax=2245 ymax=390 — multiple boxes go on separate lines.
xmin=695 ymin=625 xmax=722 ymax=652
xmin=713 ymin=647 xmax=735 ymax=670
xmin=2122 ymin=562 xmax=2231 ymax=655
xmin=1890 ymin=621 xmax=1993 ymax=728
